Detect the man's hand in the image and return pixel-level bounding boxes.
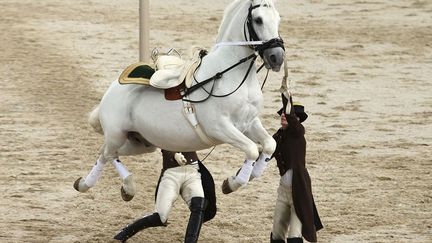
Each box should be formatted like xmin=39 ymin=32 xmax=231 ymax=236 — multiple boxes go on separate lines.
xmin=281 ymin=113 xmax=288 ymax=129
xmin=174 ymin=153 xmax=187 ymax=165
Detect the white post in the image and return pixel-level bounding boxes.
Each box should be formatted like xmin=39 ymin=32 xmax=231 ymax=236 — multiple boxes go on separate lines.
xmin=139 ymin=0 xmax=150 ymax=62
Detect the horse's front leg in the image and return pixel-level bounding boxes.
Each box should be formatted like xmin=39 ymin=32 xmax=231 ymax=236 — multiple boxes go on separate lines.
xmin=246 ymin=117 xmax=276 ymax=179
xmin=213 ymin=122 xmax=260 ymax=194
xmin=221 ymin=118 xmax=276 ymax=194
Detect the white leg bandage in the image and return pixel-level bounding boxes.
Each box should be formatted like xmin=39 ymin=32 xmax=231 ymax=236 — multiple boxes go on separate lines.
xmin=84 ymin=159 xmax=105 ymax=187
xmin=112 ymin=159 xmax=132 ymax=179
xmin=251 ymin=153 xmax=271 ymax=178
xmin=234 ymin=159 xmax=255 ymax=185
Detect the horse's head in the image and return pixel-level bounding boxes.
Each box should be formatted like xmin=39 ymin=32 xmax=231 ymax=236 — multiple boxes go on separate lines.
xmin=247 ymin=0 xmax=284 ymax=72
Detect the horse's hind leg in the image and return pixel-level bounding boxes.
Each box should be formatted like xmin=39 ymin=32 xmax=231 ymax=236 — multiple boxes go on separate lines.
xmin=117 ymin=132 xmax=157 ymax=156
xmin=74 ymin=144 xmax=107 ymax=193
xmin=102 ymin=134 xmax=138 ymax=201
xmin=111 ymin=157 xmax=135 ymax=201
xmin=74 ymin=132 xmax=137 ymax=201
xmin=114 ymin=133 xmax=157 ymax=201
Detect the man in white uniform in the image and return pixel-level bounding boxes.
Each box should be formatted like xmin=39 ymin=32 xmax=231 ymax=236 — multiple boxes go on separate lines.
xmin=114 ymin=150 xmax=216 ymax=243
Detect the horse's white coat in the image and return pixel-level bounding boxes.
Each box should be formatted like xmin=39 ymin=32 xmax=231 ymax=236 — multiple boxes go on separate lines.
xmin=77 ymin=0 xmax=284 ymax=198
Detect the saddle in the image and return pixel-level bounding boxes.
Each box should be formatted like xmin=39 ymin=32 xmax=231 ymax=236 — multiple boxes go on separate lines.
xmin=118 ymin=49 xmax=202 ymax=100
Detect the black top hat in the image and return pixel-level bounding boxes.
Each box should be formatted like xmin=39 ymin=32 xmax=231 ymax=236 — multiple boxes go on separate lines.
xmin=292 ymin=102 xmax=308 ymax=123
xmin=277 ymin=102 xmax=308 ymax=123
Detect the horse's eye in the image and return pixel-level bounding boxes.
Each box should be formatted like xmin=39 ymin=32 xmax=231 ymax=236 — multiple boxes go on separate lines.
xmin=254 ymin=17 xmax=263 ymax=25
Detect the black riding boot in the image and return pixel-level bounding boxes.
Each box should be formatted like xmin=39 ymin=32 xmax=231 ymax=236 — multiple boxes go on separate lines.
xmin=184 ymin=197 xmax=207 ymax=243
xmin=270 ymin=232 xmax=286 ymax=243
xmin=287 ymin=237 xmax=303 ymax=243
xmin=114 ymin=212 xmax=165 ymax=242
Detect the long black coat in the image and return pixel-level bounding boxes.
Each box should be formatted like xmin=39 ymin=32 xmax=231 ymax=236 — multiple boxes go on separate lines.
xmin=272 ymin=113 xmax=323 ymax=242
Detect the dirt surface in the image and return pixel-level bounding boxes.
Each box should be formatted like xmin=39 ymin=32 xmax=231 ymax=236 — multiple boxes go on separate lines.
xmin=1 ymin=0 xmax=431 ymax=242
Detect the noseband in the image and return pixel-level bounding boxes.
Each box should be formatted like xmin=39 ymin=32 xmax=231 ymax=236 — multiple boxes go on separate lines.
xmin=245 ymin=4 xmax=285 ymax=57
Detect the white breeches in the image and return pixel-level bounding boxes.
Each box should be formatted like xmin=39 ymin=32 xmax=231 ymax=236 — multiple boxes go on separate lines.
xmin=271 ymin=183 xmax=302 ymax=240
xmin=155 ymin=164 xmax=204 ymax=223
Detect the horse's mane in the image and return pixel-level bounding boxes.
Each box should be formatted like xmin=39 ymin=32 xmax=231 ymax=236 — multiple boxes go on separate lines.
xmin=215 ymin=0 xmax=248 ymax=43
xmin=215 ymin=0 xmax=275 ymax=43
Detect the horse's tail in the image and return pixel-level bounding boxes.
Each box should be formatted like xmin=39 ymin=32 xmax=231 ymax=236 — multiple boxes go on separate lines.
xmin=88 ymin=105 xmax=103 ymax=134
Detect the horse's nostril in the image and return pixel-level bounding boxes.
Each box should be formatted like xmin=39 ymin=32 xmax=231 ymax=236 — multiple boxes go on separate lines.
xmin=270 ymin=55 xmax=277 ymax=63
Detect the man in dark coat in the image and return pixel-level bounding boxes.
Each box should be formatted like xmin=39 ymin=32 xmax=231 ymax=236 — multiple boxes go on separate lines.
xmin=114 ymin=150 xmax=216 ymax=243
xmin=270 ymin=95 xmax=323 ymax=243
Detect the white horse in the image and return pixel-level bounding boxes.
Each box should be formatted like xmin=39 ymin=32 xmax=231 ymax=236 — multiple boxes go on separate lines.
xmin=74 ymin=0 xmax=284 ymax=201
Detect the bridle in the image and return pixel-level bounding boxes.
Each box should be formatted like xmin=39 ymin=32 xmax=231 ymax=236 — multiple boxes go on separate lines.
xmin=182 ymin=3 xmax=285 ymax=103
xmin=245 ymin=4 xmax=285 ymax=57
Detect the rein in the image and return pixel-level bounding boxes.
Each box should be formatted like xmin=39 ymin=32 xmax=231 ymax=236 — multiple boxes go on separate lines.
xmin=197 ymin=55 xmax=258 ymax=99
xmin=182 ymin=53 xmax=258 ymax=103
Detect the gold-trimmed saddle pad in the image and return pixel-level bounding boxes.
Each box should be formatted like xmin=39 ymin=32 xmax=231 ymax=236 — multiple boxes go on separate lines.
xmin=118 ymin=62 xmax=155 ymax=85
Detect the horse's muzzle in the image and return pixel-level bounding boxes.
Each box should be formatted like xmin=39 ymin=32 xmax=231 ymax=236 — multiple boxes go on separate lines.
xmin=262 ymin=46 xmax=285 ymax=72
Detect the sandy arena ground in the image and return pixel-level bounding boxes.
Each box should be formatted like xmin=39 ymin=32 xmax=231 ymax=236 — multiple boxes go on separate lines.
xmin=1 ymin=0 xmax=431 ymax=242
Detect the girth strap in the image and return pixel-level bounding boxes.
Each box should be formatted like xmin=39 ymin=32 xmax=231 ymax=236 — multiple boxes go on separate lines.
xmin=182 ymin=95 xmax=216 ymax=146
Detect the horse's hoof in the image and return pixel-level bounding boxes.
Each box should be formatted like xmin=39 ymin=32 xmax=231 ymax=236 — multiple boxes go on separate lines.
xmin=120 ymin=175 xmax=136 ymax=201
xmin=222 ymin=176 xmax=241 ymax=194
xmin=121 ymin=186 xmax=134 ymax=201
xmin=73 ymin=177 xmax=90 ymax=192
xmin=222 ymin=179 xmax=233 ymax=194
